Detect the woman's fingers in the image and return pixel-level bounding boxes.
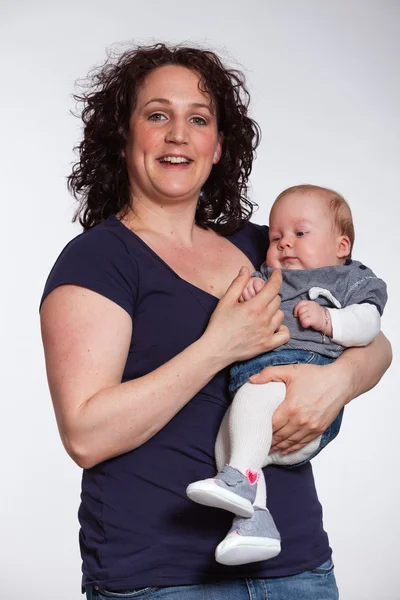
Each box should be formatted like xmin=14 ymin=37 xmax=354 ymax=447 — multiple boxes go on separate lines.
xmin=222 ymin=266 xmax=282 ymax=309
xmin=271 ymin=421 xmax=320 ymax=451
xmin=206 ymin=267 xmax=285 ymax=364
xmin=269 ymin=305 xmax=285 ymax=329
xmin=271 ymin=432 xmax=321 ymax=455
xmin=271 ymin=396 xmax=326 ymax=451
xmin=270 ymin=324 xmax=290 ymax=349
xmin=252 ymin=269 xmax=282 ymax=307
xmin=221 ymin=266 xmax=251 ymax=303
xmin=259 ymin=326 xmax=290 ymax=355
xmin=249 ymin=363 xmax=324 ymax=451
xmin=265 ymin=294 xmax=282 ymax=317
xmin=249 ymin=363 xmax=287 ymax=385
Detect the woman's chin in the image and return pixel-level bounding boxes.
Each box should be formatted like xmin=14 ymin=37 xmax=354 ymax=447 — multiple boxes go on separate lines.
xmin=154 ymin=186 xmax=199 ymax=204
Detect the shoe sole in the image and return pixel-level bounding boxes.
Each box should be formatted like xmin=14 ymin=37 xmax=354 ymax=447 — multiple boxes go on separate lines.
xmin=186 ymin=480 xmax=254 ymax=518
xmin=215 ymin=536 xmax=281 ymax=566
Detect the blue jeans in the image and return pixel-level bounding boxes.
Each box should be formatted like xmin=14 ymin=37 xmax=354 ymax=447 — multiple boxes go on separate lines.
xmin=85 ymin=558 xmax=338 ymax=599
xmin=230 ymin=349 xmax=344 ymax=467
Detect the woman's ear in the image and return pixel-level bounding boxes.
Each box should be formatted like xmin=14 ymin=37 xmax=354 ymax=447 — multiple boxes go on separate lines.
xmin=213 ymin=132 xmax=224 ymax=164
xmin=337 ymin=235 xmax=351 ymax=259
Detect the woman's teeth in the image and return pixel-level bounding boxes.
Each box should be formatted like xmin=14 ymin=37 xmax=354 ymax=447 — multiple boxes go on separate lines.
xmin=159 ymin=156 xmax=190 ymax=164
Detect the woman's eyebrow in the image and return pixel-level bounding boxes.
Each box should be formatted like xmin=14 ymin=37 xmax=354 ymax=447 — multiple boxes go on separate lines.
xmin=144 ymin=97 xmax=170 ymax=107
xmin=143 ymin=98 xmax=213 ymax=113
xmin=190 ymin=102 xmax=213 ymax=113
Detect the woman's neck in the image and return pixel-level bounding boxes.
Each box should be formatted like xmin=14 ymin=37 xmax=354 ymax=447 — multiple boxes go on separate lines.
xmin=121 ymin=196 xmax=200 ymax=247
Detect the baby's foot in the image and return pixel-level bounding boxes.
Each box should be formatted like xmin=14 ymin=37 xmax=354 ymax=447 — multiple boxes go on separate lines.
xmin=186 ymin=465 xmax=258 ymax=518
xmin=215 ymin=506 xmax=281 ymax=565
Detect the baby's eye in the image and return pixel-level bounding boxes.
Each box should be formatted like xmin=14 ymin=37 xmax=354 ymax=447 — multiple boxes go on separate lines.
xmin=148 ymin=113 xmax=167 ymax=122
xmin=296 ymin=231 xmax=306 ymax=237
xmin=271 ymin=236 xmax=281 ymax=242
xmin=190 ymin=116 xmax=207 ymax=126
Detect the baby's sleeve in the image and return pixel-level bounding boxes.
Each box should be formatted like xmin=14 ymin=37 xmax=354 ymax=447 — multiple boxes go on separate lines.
xmin=40 ymin=228 xmax=139 ymax=319
xmin=343 ymin=263 xmax=388 ymax=316
xmin=328 ymin=303 xmax=381 ymax=347
xmin=251 ymin=262 xmax=270 ymax=283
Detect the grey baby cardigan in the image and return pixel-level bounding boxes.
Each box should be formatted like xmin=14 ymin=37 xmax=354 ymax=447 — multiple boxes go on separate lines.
xmin=253 ymin=260 xmax=387 ymax=358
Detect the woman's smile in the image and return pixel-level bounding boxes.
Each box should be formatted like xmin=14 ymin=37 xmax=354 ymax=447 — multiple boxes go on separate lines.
xmin=157 ymin=153 xmax=193 ymax=168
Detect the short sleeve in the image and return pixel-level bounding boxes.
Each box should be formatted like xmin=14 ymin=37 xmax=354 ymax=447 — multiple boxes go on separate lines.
xmin=344 ymin=263 xmax=388 ymax=316
xmin=40 ymin=227 xmax=139 ymax=319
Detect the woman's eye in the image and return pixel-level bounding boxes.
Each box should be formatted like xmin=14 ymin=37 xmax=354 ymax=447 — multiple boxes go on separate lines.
xmin=296 ymin=231 xmax=306 ymax=237
xmin=148 ymin=113 xmax=167 ymax=122
xmin=190 ymin=116 xmax=207 ymax=126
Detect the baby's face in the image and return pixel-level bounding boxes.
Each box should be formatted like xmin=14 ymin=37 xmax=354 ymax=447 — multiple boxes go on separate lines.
xmin=267 ymin=192 xmax=346 ymax=270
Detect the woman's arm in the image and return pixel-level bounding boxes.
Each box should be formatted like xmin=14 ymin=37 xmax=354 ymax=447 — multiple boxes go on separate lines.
xmin=41 ymin=268 xmax=288 ymax=469
xmin=250 ymin=332 xmax=392 ymax=454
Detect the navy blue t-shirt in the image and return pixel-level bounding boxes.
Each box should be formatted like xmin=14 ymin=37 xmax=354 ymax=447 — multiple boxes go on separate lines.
xmin=40 ymin=215 xmax=331 ymax=590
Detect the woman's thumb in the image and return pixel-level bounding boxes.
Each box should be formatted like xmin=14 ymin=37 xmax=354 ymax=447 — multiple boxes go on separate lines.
xmin=222 ymin=266 xmax=250 ymax=302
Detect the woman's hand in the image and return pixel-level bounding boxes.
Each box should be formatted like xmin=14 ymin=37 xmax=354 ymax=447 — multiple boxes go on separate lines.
xmin=250 ymin=362 xmax=347 ymax=454
xmin=204 ymin=267 xmax=289 ymax=367
xmin=249 ymin=332 xmax=391 ymax=455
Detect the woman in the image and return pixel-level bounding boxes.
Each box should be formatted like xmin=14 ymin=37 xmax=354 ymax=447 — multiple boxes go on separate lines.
xmin=40 ymin=44 xmax=391 ymax=599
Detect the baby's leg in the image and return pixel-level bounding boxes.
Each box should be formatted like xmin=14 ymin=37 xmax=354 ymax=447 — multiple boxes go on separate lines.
xmin=228 ymin=381 xmax=286 ymax=473
xmin=187 ymin=382 xmax=286 ymax=517
xmin=215 ymin=384 xmax=321 ymax=474
xmin=215 ymin=406 xmax=231 ymax=472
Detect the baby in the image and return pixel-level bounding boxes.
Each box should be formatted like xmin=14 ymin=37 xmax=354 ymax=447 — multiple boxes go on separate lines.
xmin=187 ymin=184 xmax=387 ymax=566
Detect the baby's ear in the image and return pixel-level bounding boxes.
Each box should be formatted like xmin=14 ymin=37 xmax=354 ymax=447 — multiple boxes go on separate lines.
xmin=337 ymin=235 xmax=351 ymax=259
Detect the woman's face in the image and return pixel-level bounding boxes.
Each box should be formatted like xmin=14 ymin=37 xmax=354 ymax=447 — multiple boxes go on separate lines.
xmin=124 ymin=65 xmax=222 ymax=208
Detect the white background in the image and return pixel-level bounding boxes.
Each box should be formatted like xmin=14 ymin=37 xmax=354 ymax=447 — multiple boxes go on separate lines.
xmin=1 ymin=1 xmax=399 ymax=598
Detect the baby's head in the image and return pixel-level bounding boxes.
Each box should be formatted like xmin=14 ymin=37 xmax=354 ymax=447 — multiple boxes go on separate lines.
xmin=267 ymin=184 xmax=354 ymax=270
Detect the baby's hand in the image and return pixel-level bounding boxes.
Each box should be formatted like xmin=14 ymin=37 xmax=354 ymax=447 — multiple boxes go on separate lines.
xmin=294 ymin=300 xmax=330 ymax=335
xmin=239 ymin=277 xmax=266 ymax=302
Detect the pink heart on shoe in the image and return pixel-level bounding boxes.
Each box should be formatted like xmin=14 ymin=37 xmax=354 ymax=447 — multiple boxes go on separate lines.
xmin=245 ymin=469 xmax=259 ymax=486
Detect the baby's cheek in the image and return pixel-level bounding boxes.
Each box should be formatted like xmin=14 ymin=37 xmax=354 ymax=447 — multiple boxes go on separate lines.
xmin=266 ymin=247 xmax=280 ymax=268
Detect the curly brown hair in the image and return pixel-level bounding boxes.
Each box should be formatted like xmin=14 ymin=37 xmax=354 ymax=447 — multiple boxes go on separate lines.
xmin=68 ymin=43 xmax=261 ymax=233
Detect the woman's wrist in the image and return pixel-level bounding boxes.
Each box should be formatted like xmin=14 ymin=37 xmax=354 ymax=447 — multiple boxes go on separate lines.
xmin=322 ymin=332 xmax=391 ymax=409
xmin=312 ymin=360 xmax=354 ymax=411
xmin=328 ymin=352 xmax=361 ymax=406
xmin=196 ymin=330 xmax=232 ymax=373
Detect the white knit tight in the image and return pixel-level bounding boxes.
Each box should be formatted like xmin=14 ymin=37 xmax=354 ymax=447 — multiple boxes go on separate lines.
xmin=215 ymin=382 xmax=321 ymax=507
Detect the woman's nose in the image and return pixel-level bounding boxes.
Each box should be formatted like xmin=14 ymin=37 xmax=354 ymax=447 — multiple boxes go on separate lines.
xmin=165 ymin=119 xmax=188 ymax=145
